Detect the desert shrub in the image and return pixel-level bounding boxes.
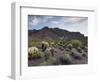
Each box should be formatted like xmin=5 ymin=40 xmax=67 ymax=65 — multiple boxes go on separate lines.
xmin=51 ymin=58 xmax=59 ymax=65
xmin=40 ymin=57 xmax=58 ymax=65
xmin=45 ymin=59 xmax=53 ymax=65
xmin=77 ymin=47 xmax=82 ymax=53
xmin=29 ymin=40 xmax=40 ymax=47
xmin=70 ymin=48 xmax=82 ymax=59
xmin=84 ymin=46 xmax=88 ymax=52
xmin=42 ymin=52 xmax=58 ymax=65
xmin=28 ymin=41 xmax=35 ymax=47
xmin=80 ymin=45 xmax=85 ymax=49
xmin=43 ymin=47 xmax=58 ymax=65
xmin=68 ymin=40 xmax=82 ymax=48
xmin=28 ymin=47 xmax=41 ymax=58
xmin=44 ymin=48 xmax=52 ymax=61
xmin=59 ymin=54 xmax=73 ymax=64
xmin=82 ymin=52 xmax=87 ymax=58
xmin=39 ymin=61 xmax=47 ymax=65
xmin=40 ymin=59 xmax=53 ymax=65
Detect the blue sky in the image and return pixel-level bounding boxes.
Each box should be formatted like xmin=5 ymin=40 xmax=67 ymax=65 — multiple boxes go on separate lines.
xmin=28 ymin=15 xmax=88 ymax=36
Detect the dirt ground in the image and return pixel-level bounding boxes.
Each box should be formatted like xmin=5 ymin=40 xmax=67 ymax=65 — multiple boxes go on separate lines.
xmin=28 ymin=47 xmax=88 ymax=66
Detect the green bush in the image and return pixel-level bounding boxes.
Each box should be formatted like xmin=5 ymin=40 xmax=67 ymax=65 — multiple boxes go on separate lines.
xmin=40 ymin=49 xmax=55 ymax=65
xmin=28 ymin=40 xmax=40 ymax=47
xmin=68 ymin=40 xmax=82 ymax=48
xmin=59 ymin=54 xmax=72 ymax=64
xmin=45 ymin=59 xmax=53 ymax=65
xmin=40 ymin=57 xmax=57 ymax=65
xmin=39 ymin=59 xmax=52 ymax=65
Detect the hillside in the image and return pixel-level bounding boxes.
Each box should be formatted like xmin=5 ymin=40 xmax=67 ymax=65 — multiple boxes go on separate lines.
xmin=28 ymin=26 xmax=87 ymax=42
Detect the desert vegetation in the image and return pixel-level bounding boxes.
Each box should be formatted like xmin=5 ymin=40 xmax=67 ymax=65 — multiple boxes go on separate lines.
xmin=28 ymin=37 xmax=88 ymax=66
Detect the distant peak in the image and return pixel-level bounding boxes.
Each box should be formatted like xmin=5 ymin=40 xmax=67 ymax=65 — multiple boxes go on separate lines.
xmin=42 ymin=26 xmax=49 ymax=29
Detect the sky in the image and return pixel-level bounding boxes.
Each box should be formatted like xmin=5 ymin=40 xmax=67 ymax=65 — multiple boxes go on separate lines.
xmin=28 ymin=15 xmax=88 ymax=36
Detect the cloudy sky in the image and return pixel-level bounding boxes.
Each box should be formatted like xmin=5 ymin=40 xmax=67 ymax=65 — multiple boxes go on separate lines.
xmin=28 ymin=15 xmax=88 ymax=36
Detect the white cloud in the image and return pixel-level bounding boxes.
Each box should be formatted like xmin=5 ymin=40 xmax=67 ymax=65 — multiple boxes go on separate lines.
xmin=45 ymin=16 xmax=54 ymax=19
xmin=61 ymin=20 xmax=88 ymax=36
xmin=51 ymin=21 xmax=60 ymax=24
xmin=63 ymin=17 xmax=86 ymax=24
xmin=49 ymin=18 xmax=88 ymax=36
xmin=42 ymin=16 xmax=55 ymax=22
xmin=32 ymin=16 xmax=40 ymax=26
xmin=28 ymin=15 xmax=88 ymax=36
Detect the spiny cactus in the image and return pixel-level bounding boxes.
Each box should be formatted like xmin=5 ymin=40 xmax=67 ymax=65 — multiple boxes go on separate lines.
xmin=44 ymin=48 xmax=52 ymax=61
xmin=50 ymin=42 xmax=55 ymax=47
xmin=67 ymin=43 xmax=73 ymax=50
xmin=28 ymin=47 xmax=40 ymax=58
xmin=41 ymin=41 xmax=49 ymax=51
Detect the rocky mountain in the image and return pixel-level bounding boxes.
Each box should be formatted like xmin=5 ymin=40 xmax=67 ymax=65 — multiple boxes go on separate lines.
xmin=28 ymin=26 xmax=87 ymax=42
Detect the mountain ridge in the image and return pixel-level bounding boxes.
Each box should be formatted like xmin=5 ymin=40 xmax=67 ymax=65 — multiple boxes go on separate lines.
xmin=28 ymin=26 xmax=87 ymax=42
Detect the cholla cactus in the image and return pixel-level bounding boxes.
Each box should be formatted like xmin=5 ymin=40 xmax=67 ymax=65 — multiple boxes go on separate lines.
xmin=42 ymin=41 xmax=49 ymax=47
xmin=41 ymin=41 xmax=49 ymax=51
xmin=44 ymin=48 xmax=52 ymax=61
xmin=28 ymin=47 xmax=39 ymax=58
xmin=51 ymin=42 xmax=54 ymax=46
xmin=67 ymin=43 xmax=73 ymax=49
